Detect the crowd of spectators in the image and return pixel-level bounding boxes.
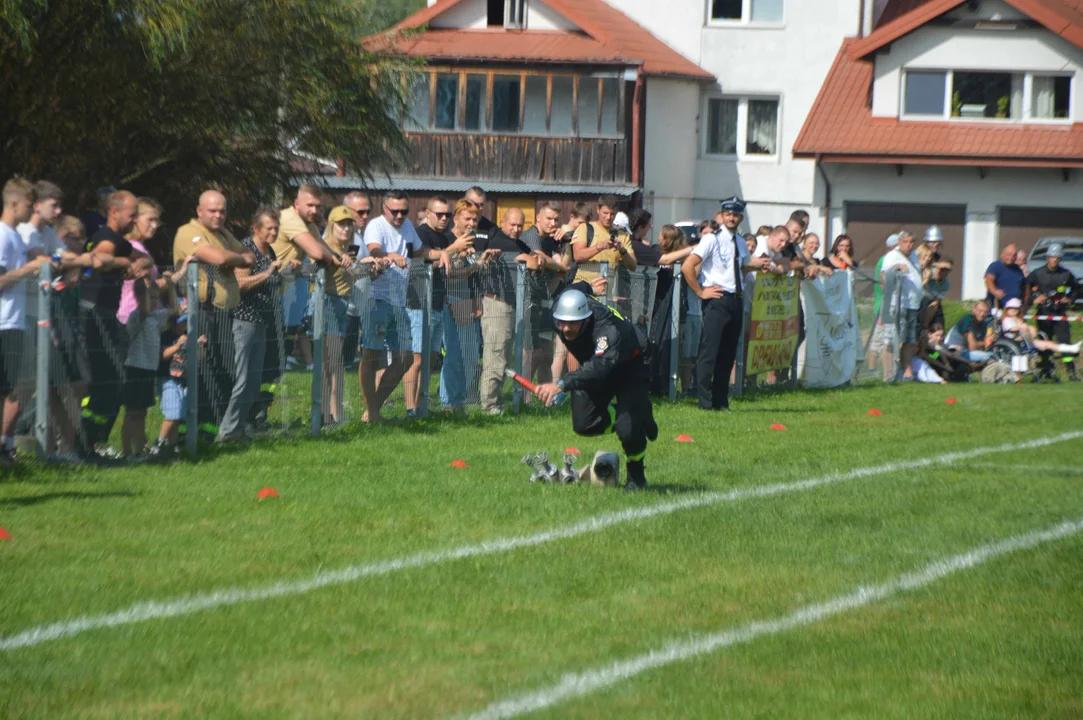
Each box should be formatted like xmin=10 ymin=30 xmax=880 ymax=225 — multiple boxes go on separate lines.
xmin=0 ymin=175 xmax=1079 ymax=465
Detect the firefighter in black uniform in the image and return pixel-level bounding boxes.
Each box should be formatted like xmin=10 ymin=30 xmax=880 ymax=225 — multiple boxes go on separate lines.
xmin=535 ymin=282 xmax=658 ymax=492
xmin=1027 ymin=242 xmax=1079 ymax=382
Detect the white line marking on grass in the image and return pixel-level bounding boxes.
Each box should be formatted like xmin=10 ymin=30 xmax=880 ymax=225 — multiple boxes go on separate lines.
xmin=970 ymin=463 xmax=1082 ymax=474
xmin=459 ymin=517 xmax=1083 ymax=720
xmin=1 ymin=430 xmax=1081 ymax=652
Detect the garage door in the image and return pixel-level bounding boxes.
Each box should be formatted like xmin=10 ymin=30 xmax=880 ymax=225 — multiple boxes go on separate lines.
xmin=844 ymin=202 xmax=966 ymax=300
xmin=998 ymin=207 xmax=1083 ymax=257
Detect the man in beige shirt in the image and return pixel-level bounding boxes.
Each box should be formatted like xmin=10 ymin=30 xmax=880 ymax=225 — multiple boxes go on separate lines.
xmin=571 ymin=194 xmax=636 ymax=284
xmin=275 ymin=184 xmax=351 ymax=369
xmin=172 ymin=190 xmax=253 ymax=440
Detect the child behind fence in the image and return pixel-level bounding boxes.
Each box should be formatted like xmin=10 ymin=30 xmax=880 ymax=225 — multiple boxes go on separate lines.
xmin=121 ymin=277 xmax=175 ymax=460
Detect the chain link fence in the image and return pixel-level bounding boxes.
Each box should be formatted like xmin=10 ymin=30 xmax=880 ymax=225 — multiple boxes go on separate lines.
xmin=25 ymin=253 xmax=888 ymax=463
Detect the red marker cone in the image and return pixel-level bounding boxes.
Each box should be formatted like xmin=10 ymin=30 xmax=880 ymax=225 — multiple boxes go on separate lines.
xmin=769 ymin=423 xmax=787 ymax=431
xmin=675 ymin=434 xmax=694 ymax=443
xmin=0 ymin=527 xmax=10 ymax=541
xmin=564 ymin=447 xmax=581 ymax=456
xmin=256 ymin=488 xmax=279 ymax=500
xmin=450 ymin=459 xmax=469 ymax=469
xmin=945 ymin=398 xmax=958 ymax=405
xmin=867 ymin=409 xmax=882 ymax=416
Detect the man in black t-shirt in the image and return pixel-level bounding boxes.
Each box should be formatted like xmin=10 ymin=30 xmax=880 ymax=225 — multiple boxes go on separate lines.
xmin=80 ymin=190 xmax=153 ymax=456
xmin=518 ymin=202 xmax=570 ymax=393
xmin=404 ymin=196 xmax=457 ymax=412
xmin=464 ymin=186 xmax=496 ymax=234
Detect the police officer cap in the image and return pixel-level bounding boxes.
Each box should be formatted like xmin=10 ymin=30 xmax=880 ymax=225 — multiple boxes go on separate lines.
xmin=719 ymin=196 xmax=746 ymax=214
xmin=1047 ymin=242 xmax=1065 ymax=258
xmin=553 ymin=289 xmax=592 ymax=322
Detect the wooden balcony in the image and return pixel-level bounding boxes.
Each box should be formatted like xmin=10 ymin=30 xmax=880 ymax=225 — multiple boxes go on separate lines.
xmin=392 ymin=132 xmax=632 ymax=186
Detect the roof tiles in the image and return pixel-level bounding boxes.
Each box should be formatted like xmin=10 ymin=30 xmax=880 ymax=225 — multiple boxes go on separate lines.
xmin=370 ymin=0 xmax=713 ymax=80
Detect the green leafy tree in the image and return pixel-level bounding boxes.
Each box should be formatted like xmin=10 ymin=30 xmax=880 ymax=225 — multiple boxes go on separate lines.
xmin=0 ymin=0 xmax=423 ymax=246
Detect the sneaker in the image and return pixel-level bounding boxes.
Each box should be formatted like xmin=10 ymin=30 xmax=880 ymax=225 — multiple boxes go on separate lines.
xmin=304 ymin=364 xmax=314 ymax=371
xmin=487 ymin=407 xmax=504 ymax=416
xmin=126 ymin=452 xmax=151 ymax=465
xmin=147 ymin=441 xmax=175 ymax=462
xmin=406 ymin=409 xmax=418 ymax=419
xmin=97 ymin=445 xmax=123 ymax=460
xmin=0 ymin=448 xmax=17 ymax=465
xmin=217 ymin=432 xmax=252 ymax=445
xmin=285 ymin=356 xmax=298 ymax=368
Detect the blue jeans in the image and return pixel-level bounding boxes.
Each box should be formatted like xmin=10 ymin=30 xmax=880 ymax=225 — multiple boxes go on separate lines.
xmin=962 ymin=349 xmax=993 ymax=363
xmin=438 ymin=305 xmax=468 ymax=409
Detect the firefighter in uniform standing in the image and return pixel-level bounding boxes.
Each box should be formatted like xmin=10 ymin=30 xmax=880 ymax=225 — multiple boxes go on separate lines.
xmin=1027 ymin=242 xmax=1079 ymax=382
xmin=535 ymin=283 xmax=659 ymax=492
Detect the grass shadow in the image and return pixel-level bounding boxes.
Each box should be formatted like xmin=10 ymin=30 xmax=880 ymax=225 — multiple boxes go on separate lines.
xmin=0 ymin=490 xmax=139 ymax=507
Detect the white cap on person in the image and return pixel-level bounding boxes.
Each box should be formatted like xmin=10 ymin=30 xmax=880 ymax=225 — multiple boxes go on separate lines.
xmin=553 ymin=289 xmax=592 ymax=322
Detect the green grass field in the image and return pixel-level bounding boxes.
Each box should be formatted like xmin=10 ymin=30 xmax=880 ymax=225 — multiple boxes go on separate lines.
xmin=2 ymin=383 xmax=1082 ymax=719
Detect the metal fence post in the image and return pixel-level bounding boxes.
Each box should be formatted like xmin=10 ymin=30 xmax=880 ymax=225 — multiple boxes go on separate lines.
xmin=599 ymin=263 xmax=610 ymax=304
xmin=511 ymin=262 xmax=526 ymax=413
xmin=734 ymin=291 xmax=751 ymax=397
xmin=668 ymin=263 xmax=681 ymax=401
xmin=418 ymin=264 xmax=434 ymax=418
xmin=34 ymin=262 xmax=51 ymax=459
xmin=310 ymin=268 xmax=325 ymax=436
xmin=892 ymin=276 xmax=903 ymax=381
xmin=791 ymin=277 xmax=801 ymax=390
xmin=185 ymin=262 xmax=200 ymax=455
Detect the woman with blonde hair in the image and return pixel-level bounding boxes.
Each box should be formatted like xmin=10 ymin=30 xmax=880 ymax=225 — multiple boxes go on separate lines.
xmin=118 ymin=197 xmax=163 ymax=324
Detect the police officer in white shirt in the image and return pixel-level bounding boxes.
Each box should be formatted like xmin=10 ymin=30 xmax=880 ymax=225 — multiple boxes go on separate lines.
xmin=682 ymin=197 xmax=770 ymax=411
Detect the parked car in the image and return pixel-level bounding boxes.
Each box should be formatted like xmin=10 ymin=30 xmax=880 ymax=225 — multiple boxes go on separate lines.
xmin=675 ymin=221 xmax=705 ymax=245
xmin=1026 ymin=237 xmax=1083 ymax=305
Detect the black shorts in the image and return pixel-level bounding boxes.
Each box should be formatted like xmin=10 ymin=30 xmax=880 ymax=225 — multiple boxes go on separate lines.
xmin=123 ymin=367 xmax=157 ymax=410
xmin=0 ymin=329 xmax=24 ymax=397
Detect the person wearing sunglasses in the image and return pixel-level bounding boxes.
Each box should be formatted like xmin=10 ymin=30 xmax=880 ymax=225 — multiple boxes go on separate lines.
xmin=361 ymin=190 xmax=451 ymax=423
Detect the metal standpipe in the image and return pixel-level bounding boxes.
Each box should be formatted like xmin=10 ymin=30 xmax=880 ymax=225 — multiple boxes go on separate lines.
xmin=185 ymin=262 xmax=200 ymax=455
xmin=668 ymin=263 xmax=681 ymax=401
xmin=418 ymin=264 xmax=434 ymax=418
xmin=34 ymin=262 xmax=52 ymax=459
xmin=511 ymin=262 xmax=526 ymax=413
xmin=310 ymin=267 xmax=326 ymax=436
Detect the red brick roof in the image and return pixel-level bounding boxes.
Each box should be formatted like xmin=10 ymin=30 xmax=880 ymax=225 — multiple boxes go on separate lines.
xmin=851 ymin=0 xmax=1083 ymax=59
xmin=794 ymin=40 xmax=1083 ymax=167
xmin=368 ymin=0 xmax=713 ymax=81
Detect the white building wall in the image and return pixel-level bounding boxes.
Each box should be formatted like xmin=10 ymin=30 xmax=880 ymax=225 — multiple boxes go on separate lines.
xmin=607 ymin=0 xmax=860 ymax=233
xmin=643 ymin=78 xmax=701 ymax=226
xmin=430 ymin=0 xmax=488 ymax=29
xmin=829 ymin=164 xmax=1083 ymax=298
xmin=528 ymin=0 xmax=580 ymax=30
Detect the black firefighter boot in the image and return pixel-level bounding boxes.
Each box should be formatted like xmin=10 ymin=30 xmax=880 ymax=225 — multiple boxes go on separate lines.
xmin=624 ymin=459 xmax=648 ymax=492
xmin=1067 ymin=359 xmax=1081 ymax=382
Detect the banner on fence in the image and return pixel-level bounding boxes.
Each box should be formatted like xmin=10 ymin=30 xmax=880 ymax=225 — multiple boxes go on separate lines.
xmin=802 ymin=271 xmax=859 ymax=388
xmin=746 ymin=274 xmax=800 ymax=375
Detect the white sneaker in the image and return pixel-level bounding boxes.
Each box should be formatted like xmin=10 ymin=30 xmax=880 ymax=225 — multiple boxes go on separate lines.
xmin=487 ymin=407 xmax=504 ymax=416
xmin=1064 ymin=342 xmax=1082 ymax=355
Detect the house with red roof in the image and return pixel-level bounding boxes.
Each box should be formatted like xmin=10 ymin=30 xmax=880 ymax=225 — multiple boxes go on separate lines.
xmin=353 ymin=0 xmax=713 ymax=223
xmin=796 ymin=0 xmax=1083 ymax=299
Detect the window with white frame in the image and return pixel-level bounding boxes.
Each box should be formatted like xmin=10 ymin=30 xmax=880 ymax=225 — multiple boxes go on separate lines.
xmin=709 ymin=0 xmax=783 ymax=24
xmin=902 ymin=69 xmax=1073 ymax=121
xmin=705 ymin=96 xmax=779 ymax=157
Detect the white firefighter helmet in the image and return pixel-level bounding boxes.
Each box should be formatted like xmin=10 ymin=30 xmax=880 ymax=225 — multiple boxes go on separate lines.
xmin=553 ymin=289 xmax=592 ymax=322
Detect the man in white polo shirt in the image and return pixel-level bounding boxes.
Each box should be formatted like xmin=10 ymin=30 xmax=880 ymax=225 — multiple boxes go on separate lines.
xmin=681 ymin=197 xmax=769 ymax=412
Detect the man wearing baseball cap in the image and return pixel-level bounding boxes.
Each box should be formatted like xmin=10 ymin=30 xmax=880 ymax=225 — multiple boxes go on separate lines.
xmin=1027 ymin=242 xmax=1079 ymax=381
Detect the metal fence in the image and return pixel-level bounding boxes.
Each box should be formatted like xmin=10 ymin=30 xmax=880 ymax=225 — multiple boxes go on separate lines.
xmin=25 ymin=255 xmax=882 ymax=462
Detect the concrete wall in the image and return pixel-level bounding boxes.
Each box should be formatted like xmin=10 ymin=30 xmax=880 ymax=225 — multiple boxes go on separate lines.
xmin=608 ymin=0 xmax=860 ymax=232
xmin=826 ymin=163 xmax=1083 ymax=298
